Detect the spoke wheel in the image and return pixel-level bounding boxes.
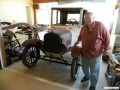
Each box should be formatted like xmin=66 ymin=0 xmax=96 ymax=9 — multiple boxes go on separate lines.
xmin=22 ymin=44 xmax=40 ymax=68
xmin=71 ymin=57 xmax=80 ymax=80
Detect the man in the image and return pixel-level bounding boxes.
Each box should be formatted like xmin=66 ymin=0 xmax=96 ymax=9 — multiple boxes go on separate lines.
xmin=74 ymin=12 xmax=110 ymax=90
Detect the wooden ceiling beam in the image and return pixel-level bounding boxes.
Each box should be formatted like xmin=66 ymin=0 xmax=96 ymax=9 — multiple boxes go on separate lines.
xmin=34 ymin=0 xmax=57 ymax=3
xmin=34 ymin=0 xmax=73 ymax=3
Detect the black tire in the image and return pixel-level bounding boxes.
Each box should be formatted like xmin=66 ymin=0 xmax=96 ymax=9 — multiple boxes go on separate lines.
xmin=105 ymin=73 xmax=108 ymax=78
xmin=6 ymin=56 xmax=13 ymax=65
xmin=71 ymin=58 xmax=80 ymax=80
xmin=105 ymin=65 xmax=110 ymax=78
xmin=18 ymin=53 xmax=22 ymax=60
xmin=114 ymin=80 xmax=120 ymax=90
xmin=22 ymin=44 xmax=40 ymax=68
xmin=102 ymin=55 xmax=109 ymax=62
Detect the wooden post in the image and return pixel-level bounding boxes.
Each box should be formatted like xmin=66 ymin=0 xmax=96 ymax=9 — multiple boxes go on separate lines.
xmin=33 ymin=0 xmax=38 ymax=24
xmin=0 ymin=27 xmax=7 ymax=68
xmin=33 ymin=4 xmax=37 ymax=24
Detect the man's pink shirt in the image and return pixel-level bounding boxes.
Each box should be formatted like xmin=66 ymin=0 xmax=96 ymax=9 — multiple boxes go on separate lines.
xmin=78 ymin=21 xmax=110 ymax=58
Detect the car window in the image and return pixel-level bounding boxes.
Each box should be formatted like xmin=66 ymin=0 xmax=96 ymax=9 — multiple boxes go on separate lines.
xmin=67 ymin=14 xmax=80 ymax=21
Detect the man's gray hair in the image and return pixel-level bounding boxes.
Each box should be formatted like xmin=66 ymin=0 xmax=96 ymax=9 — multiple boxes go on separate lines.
xmin=84 ymin=12 xmax=95 ymax=18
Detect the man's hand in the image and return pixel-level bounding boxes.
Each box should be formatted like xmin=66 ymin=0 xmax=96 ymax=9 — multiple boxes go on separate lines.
xmin=103 ymin=49 xmax=111 ymax=56
xmin=74 ymin=41 xmax=79 ymax=46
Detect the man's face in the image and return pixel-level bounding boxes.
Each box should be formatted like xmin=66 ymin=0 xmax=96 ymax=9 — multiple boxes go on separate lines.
xmin=84 ymin=13 xmax=94 ymax=25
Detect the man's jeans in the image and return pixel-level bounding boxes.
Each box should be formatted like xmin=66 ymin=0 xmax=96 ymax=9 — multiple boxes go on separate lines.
xmin=82 ymin=55 xmax=102 ymax=86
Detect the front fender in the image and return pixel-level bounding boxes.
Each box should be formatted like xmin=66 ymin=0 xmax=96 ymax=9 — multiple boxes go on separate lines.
xmin=22 ymin=39 xmax=43 ymax=47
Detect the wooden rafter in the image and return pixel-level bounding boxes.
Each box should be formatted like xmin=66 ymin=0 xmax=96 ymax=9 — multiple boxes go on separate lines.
xmin=33 ymin=0 xmax=74 ymax=3
xmin=34 ymin=0 xmax=56 ymax=3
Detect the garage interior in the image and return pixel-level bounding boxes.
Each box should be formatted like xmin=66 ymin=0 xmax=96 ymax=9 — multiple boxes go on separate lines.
xmin=0 ymin=0 xmax=120 ymax=90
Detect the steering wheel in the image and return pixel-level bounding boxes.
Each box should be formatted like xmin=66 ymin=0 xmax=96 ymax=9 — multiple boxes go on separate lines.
xmin=67 ymin=18 xmax=79 ymax=25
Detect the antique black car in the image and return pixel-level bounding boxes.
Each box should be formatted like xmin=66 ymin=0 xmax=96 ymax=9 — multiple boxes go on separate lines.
xmin=21 ymin=7 xmax=87 ymax=80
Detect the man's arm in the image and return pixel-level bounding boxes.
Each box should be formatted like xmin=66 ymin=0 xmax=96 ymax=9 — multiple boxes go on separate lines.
xmin=74 ymin=28 xmax=82 ymax=46
xmin=103 ymin=25 xmax=111 ymax=55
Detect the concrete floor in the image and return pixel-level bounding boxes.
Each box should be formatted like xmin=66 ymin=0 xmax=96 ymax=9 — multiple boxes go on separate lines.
xmin=0 ymin=52 xmax=109 ymax=90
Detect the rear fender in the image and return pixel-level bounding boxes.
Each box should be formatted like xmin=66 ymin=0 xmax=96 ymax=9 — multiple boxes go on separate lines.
xmin=22 ymin=39 xmax=43 ymax=48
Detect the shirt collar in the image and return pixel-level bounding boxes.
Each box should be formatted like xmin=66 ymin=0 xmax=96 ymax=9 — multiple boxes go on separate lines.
xmin=92 ymin=21 xmax=95 ymax=28
xmin=86 ymin=21 xmax=95 ymax=32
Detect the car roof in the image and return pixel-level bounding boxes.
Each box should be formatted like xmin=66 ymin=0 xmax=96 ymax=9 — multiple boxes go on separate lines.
xmin=51 ymin=7 xmax=85 ymax=13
